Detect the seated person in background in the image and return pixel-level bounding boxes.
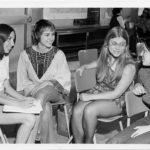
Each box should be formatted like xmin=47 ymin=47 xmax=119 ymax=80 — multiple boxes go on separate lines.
xmin=107 ymin=42 xmax=150 ymax=144
xmin=109 ymin=8 xmax=130 ymax=29
xmin=17 ymin=19 xmax=71 ymax=143
xmin=0 ymin=24 xmax=37 ymax=143
xmin=71 ymin=26 xmax=136 ymax=143
xmin=136 ymin=8 xmax=150 ymax=38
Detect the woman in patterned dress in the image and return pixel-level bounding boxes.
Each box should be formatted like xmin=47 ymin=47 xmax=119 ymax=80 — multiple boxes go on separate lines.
xmin=71 ymin=26 xmax=136 ymax=143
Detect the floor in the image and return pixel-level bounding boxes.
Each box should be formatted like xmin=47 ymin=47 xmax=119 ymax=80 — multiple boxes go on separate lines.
xmin=0 ymin=117 xmax=120 ymax=144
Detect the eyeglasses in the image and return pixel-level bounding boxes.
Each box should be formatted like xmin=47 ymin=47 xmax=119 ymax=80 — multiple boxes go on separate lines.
xmin=109 ymin=42 xmax=126 ymax=48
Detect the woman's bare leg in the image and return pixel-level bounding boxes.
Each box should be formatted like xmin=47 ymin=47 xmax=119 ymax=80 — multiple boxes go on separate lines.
xmin=26 ymin=115 xmax=40 ymax=143
xmin=33 ymin=85 xmax=60 ymax=143
xmin=46 ymin=103 xmax=56 ymax=143
xmin=40 ymin=103 xmax=55 ymax=143
xmin=83 ymin=100 xmax=122 ymax=143
xmin=71 ymin=100 xmax=91 ymax=143
xmin=0 ymin=113 xmax=36 ymax=143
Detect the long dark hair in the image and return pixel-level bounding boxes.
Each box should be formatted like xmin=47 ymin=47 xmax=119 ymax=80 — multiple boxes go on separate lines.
xmin=0 ymin=24 xmax=16 ymax=60
xmin=96 ymin=26 xmax=135 ymax=83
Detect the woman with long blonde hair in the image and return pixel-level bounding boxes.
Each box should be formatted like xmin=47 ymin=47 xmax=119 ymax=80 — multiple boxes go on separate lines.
xmin=71 ymin=26 xmax=136 ymax=143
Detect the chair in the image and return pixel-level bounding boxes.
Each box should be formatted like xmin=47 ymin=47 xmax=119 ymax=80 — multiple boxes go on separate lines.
xmin=36 ymin=98 xmax=73 ymax=144
xmin=78 ymin=48 xmax=98 ymax=66
xmin=74 ymin=68 xmax=124 ymax=143
xmin=51 ymin=99 xmax=72 ymax=142
xmin=125 ymin=91 xmax=149 ymax=127
xmin=0 ymin=127 xmax=9 ymax=143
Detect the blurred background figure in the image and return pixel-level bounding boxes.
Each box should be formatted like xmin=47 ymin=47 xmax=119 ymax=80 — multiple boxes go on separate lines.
xmin=109 ymin=8 xmax=130 ymax=29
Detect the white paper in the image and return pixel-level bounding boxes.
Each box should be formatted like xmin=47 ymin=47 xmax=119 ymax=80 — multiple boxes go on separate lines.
xmin=3 ymin=100 xmax=43 ymax=114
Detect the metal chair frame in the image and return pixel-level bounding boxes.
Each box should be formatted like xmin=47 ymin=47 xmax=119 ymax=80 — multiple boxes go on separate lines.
xmin=0 ymin=127 xmax=9 ymax=143
xmin=74 ymin=69 xmax=124 ymax=144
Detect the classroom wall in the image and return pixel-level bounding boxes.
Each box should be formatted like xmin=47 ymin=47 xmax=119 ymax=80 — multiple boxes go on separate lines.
xmin=32 ymin=8 xmax=138 ymax=27
xmin=32 ymin=8 xmax=75 ymax=27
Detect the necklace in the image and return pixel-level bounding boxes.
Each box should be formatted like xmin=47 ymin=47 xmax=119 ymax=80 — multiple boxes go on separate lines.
xmin=108 ymin=58 xmax=117 ymax=71
xmin=35 ymin=45 xmax=53 ymax=53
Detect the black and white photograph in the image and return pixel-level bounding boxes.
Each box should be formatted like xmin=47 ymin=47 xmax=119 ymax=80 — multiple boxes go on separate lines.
xmin=0 ymin=0 xmax=150 ymax=150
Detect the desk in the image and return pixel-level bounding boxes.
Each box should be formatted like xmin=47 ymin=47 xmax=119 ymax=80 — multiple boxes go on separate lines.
xmin=54 ymin=25 xmax=109 ymax=60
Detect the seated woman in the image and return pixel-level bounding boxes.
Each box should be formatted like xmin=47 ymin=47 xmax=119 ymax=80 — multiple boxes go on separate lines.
xmin=71 ymin=26 xmax=136 ymax=143
xmin=17 ymin=19 xmax=71 ymax=143
xmin=107 ymin=42 xmax=150 ymax=144
xmin=0 ymin=24 xmax=37 ymax=143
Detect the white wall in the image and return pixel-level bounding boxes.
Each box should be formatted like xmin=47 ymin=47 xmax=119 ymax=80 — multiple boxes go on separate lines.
xmin=0 ymin=8 xmax=27 ymax=72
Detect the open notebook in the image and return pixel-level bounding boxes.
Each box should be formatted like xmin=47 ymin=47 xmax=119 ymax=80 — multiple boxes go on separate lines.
xmin=3 ymin=100 xmax=43 ymax=114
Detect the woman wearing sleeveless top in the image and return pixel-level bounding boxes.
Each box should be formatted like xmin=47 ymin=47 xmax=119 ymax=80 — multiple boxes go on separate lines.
xmin=0 ymin=24 xmax=37 ymax=143
xmin=71 ymin=26 xmax=136 ymax=143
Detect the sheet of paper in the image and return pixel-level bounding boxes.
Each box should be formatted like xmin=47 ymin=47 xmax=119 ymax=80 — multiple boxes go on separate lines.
xmin=3 ymin=100 xmax=43 ymax=114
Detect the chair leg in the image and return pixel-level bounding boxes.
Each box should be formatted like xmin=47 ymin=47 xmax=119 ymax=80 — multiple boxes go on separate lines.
xmin=119 ymin=120 xmax=124 ymax=131
xmin=145 ymin=111 xmax=149 ymax=117
xmin=63 ymin=105 xmax=70 ymax=138
xmin=67 ymin=135 xmax=73 ymax=144
xmin=0 ymin=128 xmax=8 ymax=143
xmin=93 ymin=134 xmax=96 ymax=144
xmin=77 ymin=93 xmax=79 ymax=102
xmin=63 ymin=105 xmax=74 ymax=143
xmin=127 ymin=118 xmax=130 ymax=127
xmin=4 ymin=134 xmax=9 ymax=143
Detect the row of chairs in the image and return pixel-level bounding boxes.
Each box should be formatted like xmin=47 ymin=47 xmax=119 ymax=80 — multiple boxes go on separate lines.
xmin=75 ymin=48 xmax=149 ymax=143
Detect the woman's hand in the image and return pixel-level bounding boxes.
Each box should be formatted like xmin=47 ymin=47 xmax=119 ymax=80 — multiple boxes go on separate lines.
xmin=132 ymin=83 xmax=146 ymax=96
xmin=31 ymin=81 xmax=53 ymax=96
xmin=131 ymin=125 xmax=150 ymax=138
xmin=77 ymin=65 xmax=86 ymax=76
xmin=80 ymin=93 xmax=93 ymax=101
xmin=23 ymin=96 xmax=36 ymax=101
xmin=17 ymin=99 xmax=35 ymax=108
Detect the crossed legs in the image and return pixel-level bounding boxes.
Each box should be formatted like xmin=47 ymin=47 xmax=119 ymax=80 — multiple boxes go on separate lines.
xmin=33 ymin=85 xmax=61 ymax=143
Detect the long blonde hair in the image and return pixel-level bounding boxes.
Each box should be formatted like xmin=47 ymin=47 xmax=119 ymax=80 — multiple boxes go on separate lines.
xmin=96 ymin=26 xmax=135 ymax=83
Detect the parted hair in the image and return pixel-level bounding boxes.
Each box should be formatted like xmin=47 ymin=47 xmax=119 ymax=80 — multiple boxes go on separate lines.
xmin=96 ymin=26 xmax=135 ymax=83
xmin=32 ymin=19 xmax=55 ymax=45
xmin=0 ymin=24 xmax=16 ymax=59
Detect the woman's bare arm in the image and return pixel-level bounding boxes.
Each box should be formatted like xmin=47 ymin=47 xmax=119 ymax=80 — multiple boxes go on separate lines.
xmin=83 ymin=61 xmax=97 ymax=69
xmin=3 ymin=79 xmax=36 ymax=108
xmin=4 ymin=79 xmax=26 ymax=100
xmin=80 ymin=64 xmax=136 ymax=101
xmin=77 ymin=60 xmax=97 ymax=76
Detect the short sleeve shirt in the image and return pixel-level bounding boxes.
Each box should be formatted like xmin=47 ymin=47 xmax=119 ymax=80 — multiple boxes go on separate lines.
xmin=0 ymin=56 xmax=9 ymax=92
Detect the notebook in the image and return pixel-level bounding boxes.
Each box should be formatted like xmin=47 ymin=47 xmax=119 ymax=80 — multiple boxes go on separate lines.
xmin=3 ymin=100 xmax=43 ymax=114
xmin=75 ymin=68 xmax=96 ymax=93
